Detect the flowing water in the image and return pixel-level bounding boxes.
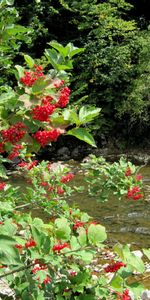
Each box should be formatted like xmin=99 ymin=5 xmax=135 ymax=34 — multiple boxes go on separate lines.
xmin=68 ymin=163 xmax=150 ymax=249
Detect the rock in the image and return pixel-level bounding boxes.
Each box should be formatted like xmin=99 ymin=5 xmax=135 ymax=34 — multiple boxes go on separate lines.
xmin=71 ymin=147 xmax=80 ymax=159
xmin=141 ymin=290 xmax=150 ymax=300
xmin=57 ymin=147 xmax=70 ymax=160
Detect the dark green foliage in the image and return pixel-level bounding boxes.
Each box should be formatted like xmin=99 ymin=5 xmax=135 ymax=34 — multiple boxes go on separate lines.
xmin=1 ymin=0 xmax=150 ymax=143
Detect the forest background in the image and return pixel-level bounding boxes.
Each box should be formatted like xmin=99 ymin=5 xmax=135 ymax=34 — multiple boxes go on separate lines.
xmin=1 ymin=0 xmax=150 ymax=149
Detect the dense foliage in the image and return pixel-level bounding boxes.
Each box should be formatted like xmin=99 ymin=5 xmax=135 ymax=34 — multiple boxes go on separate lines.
xmin=12 ymin=0 xmax=150 ymax=144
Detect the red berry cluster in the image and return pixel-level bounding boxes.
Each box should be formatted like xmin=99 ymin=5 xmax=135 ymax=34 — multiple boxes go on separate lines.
xmin=54 ymin=80 xmax=65 ymax=89
xmin=8 ymin=144 xmax=23 ymax=160
xmin=18 ymin=160 xmax=38 ymax=170
xmin=31 ymin=104 xmax=55 ymax=122
xmin=125 ymin=167 xmax=132 ymax=176
xmin=1 ymin=122 xmax=26 ymax=144
xmin=43 ymin=275 xmax=51 ymax=285
xmin=61 ymin=173 xmax=74 ymax=183
xmin=32 ymin=129 xmax=61 ymax=147
xmin=41 ymin=95 xmax=53 ymax=105
xmin=119 ymin=289 xmax=131 ymax=300
xmin=73 ymin=221 xmax=85 ymax=230
xmin=135 ymin=174 xmax=143 ymax=181
xmin=15 ymin=244 xmax=23 ymax=249
xmin=52 ymin=242 xmax=70 ymax=253
xmin=25 ymin=238 xmax=37 ymax=248
xmin=32 ymin=262 xmax=47 ymax=274
xmin=57 ymin=187 xmax=65 ymax=195
xmin=104 ymin=261 xmax=126 ymax=273
xmin=20 ymin=65 xmax=44 ymax=87
xmin=0 ymin=142 xmax=5 ymax=154
xmin=56 ymin=87 xmax=71 ymax=108
xmin=0 ymin=182 xmax=6 ymax=191
xmin=127 ymin=186 xmax=143 ymax=200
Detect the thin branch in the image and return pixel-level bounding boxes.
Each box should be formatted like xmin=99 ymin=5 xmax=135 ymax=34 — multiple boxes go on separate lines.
xmin=0 ymin=263 xmax=35 ymax=279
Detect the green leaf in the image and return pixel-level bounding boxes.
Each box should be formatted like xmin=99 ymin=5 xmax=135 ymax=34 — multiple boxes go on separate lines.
xmin=70 ymin=236 xmax=80 ymax=250
xmin=110 ymin=275 xmax=123 ymax=290
xmin=79 ymin=106 xmax=101 ymax=124
xmin=49 ymin=41 xmax=69 ymax=58
xmin=143 ymin=248 xmax=150 ymax=260
xmin=88 ymin=224 xmax=107 ymax=246
xmin=113 ymin=243 xmax=125 ymax=261
xmin=1 ymin=219 xmax=17 ymax=236
xmin=0 ymin=163 xmax=8 ymax=178
xmin=127 ymin=282 xmax=144 ymax=298
xmin=55 ymin=218 xmax=71 ymax=240
xmin=0 ymin=235 xmax=22 ymax=265
xmin=24 ymin=54 xmax=35 ymax=68
xmin=32 ymin=78 xmax=50 ymax=95
xmin=15 ymin=65 xmax=25 ymax=78
xmin=127 ymin=253 xmax=145 ymax=273
xmin=67 ymin=128 xmax=97 ymax=147
xmin=78 ymin=228 xmax=87 ymax=246
xmin=63 ymin=109 xmax=80 ymax=125
xmin=31 ymin=226 xmax=45 ymax=248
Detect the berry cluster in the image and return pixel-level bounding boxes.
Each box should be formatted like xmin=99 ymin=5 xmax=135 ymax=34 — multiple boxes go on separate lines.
xmin=18 ymin=160 xmax=38 ymax=170
xmin=104 ymin=261 xmax=126 ymax=273
xmin=56 ymin=87 xmax=71 ymax=108
xmin=0 ymin=142 xmax=5 ymax=154
xmin=125 ymin=167 xmax=132 ymax=177
xmin=57 ymin=187 xmax=65 ymax=195
xmin=118 ymin=289 xmax=131 ymax=300
xmin=25 ymin=238 xmax=37 ymax=248
xmin=0 ymin=182 xmax=6 ymax=190
xmin=54 ymin=79 xmax=65 ymax=89
xmin=31 ymin=104 xmax=55 ymax=122
xmin=41 ymin=95 xmax=53 ymax=105
xmin=8 ymin=144 xmax=23 ymax=160
xmin=61 ymin=173 xmax=74 ymax=183
xmin=73 ymin=221 xmax=85 ymax=230
xmin=1 ymin=122 xmax=26 ymax=144
xmin=32 ymin=262 xmax=47 ymax=274
xmin=20 ymin=65 xmax=44 ymax=87
xmin=52 ymin=242 xmax=70 ymax=253
xmin=127 ymin=186 xmax=143 ymax=200
xmin=135 ymin=174 xmax=143 ymax=181
xmin=32 ymin=129 xmax=61 ymax=147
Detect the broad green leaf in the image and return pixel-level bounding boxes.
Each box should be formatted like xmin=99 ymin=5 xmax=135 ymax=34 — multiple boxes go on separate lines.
xmin=127 ymin=253 xmax=145 ymax=273
xmin=49 ymin=41 xmax=70 ymax=58
xmin=24 ymin=54 xmax=35 ymax=68
xmin=113 ymin=243 xmax=125 ymax=261
xmin=70 ymin=236 xmax=80 ymax=250
xmin=143 ymin=248 xmax=150 ymax=260
xmin=110 ymin=275 xmax=123 ymax=290
xmin=78 ymin=228 xmax=87 ymax=246
xmin=79 ymin=106 xmax=101 ymax=124
xmin=31 ymin=225 xmax=45 ymax=248
xmin=127 ymin=282 xmax=144 ymax=298
xmin=88 ymin=224 xmax=107 ymax=245
xmin=63 ymin=109 xmax=80 ymax=125
xmin=67 ymin=128 xmax=97 ymax=147
xmin=6 ymin=25 xmax=28 ymax=35
xmin=0 ymin=163 xmax=8 ymax=178
xmin=0 ymin=235 xmax=22 ymax=265
xmin=32 ymin=78 xmax=50 ymax=95
xmin=1 ymin=219 xmax=17 ymax=236
xmin=55 ymin=218 xmax=71 ymax=240
xmin=77 ymin=250 xmax=94 ymax=263
xmin=0 ymin=202 xmax=14 ymax=212
xmin=15 ymin=65 xmax=25 ymax=78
